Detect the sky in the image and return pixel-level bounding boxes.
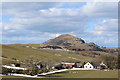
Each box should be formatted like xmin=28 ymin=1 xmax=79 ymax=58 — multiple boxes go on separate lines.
xmin=1 ymin=2 xmax=118 ymax=47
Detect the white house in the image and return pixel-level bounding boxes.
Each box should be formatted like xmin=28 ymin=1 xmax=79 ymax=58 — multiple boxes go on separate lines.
xmin=100 ymin=62 xmax=107 ymax=69
xmin=84 ymin=62 xmax=94 ymax=70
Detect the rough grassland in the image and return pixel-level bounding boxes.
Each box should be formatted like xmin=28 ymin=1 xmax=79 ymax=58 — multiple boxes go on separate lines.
xmin=2 ymin=44 xmax=112 ymax=65
xmin=46 ymin=70 xmax=118 ymax=78
xmin=1 ymin=44 xmax=118 ymax=78
xmin=1 ymin=70 xmax=118 ymax=78
xmin=2 ymin=44 xmax=94 ymax=64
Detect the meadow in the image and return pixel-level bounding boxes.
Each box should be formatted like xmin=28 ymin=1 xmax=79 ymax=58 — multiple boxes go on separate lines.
xmin=2 ymin=44 xmax=104 ymax=64
xmin=1 ymin=70 xmax=118 ymax=78
xmin=46 ymin=70 xmax=118 ymax=78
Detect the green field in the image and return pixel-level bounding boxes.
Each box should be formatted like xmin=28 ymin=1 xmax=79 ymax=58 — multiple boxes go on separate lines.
xmin=2 ymin=44 xmax=113 ymax=65
xmin=46 ymin=70 xmax=118 ymax=78
xmin=1 ymin=70 xmax=118 ymax=78
xmin=2 ymin=44 xmax=105 ymax=64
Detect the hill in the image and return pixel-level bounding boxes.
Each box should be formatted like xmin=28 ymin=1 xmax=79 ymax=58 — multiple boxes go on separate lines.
xmin=43 ymin=34 xmax=118 ymax=53
xmin=44 ymin=34 xmax=85 ymax=46
xmin=43 ymin=34 xmax=102 ymax=51
xmin=2 ymin=34 xmax=118 ymax=65
xmin=1 ymin=44 xmax=92 ymax=64
xmin=2 ymin=44 xmax=111 ymax=65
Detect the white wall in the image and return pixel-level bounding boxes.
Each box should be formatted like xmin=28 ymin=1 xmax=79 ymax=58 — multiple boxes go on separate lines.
xmin=84 ymin=62 xmax=94 ymax=70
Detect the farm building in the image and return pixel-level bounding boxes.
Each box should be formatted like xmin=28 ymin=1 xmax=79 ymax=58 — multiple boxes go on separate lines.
xmin=100 ymin=62 xmax=107 ymax=69
xmin=84 ymin=62 xmax=94 ymax=70
xmin=54 ymin=62 xmax=75 ymax=70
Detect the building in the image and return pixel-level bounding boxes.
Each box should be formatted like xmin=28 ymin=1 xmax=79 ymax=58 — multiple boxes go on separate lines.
xmin=100 ymin=62 xmax=107 ymax=70
xmin=84 ymin=62 xmax=94 ymax=70
xmin=74 ymin=62 xmax=82 ymax=68
xmin=54 ymin=62 xmax=75 ymax=70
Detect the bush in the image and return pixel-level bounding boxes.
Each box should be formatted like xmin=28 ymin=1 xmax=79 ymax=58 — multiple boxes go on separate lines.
xmin=2 ymin=67 xmax=12 ymax=75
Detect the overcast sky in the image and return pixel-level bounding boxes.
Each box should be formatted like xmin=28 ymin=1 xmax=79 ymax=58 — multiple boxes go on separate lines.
xmin=1 ymin=2 xmax=118 ymax=47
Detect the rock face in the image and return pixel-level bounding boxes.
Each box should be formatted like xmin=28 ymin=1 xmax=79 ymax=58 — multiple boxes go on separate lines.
xmin=44 ymin=34 xmax=85 ymax=46
xmin=43 ymin=34 xmax=102 ymax=51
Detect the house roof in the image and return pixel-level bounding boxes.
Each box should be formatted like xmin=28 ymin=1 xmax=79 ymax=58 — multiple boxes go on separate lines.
xmin=83 ymin=62 xmax=100 ymax=67
xmin=90 ymin=62 xmax=100 ymax=67
xmin=61 ymin=62 xmax=75 ymax=65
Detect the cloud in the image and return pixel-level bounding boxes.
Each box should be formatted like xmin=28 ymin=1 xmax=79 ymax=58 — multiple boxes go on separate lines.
xmin=2 ymin=2 xmax=118 ymax=47
xmin=44 ymin=33 xmax=61 ymax=37
xmin=2 ymin=2 xmax=61 ymax=16
xmin=94 ymin=19 xmax=118 ymax=32
xmin=104 ymin=40 xmax=111 ymax=44
xmin=81 ymin=2 xmax=118 ymax=18
xmin=77 ymin=19 xmax=118 ymax=47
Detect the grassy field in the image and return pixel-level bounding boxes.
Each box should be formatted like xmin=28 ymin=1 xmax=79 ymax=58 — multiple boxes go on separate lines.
xmin=2 ymin=44 xmax=113 ymax=65
xmin=1 ymin=70 xmax=118 ymax=78
xmin=1 ymin=44 xmax=118 ymax=79
xmin=1 ymin=75 xmax=24 ymax=78
xmin=2 ymin=44 xmax=102 ymax=64
xmin=46 ymin=70 xmax=118 ymax=78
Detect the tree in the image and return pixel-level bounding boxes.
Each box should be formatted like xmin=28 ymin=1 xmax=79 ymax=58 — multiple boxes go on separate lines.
xmin=2 ymin=67 xmax=12 ymax=75
xmin=42 ymin=58 xmax=57 ymax=72
xmin=101 ymin=54 xmax=118 ymax=69
xmin=23 ymin=56 xmax=47 ymax=75
xmin=118 ymin=54 xmax=120 ymax=69
xmin=23 ymin=56 xmax=57 ymax=75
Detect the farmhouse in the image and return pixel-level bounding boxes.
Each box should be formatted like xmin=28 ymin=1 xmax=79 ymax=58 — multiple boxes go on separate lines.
xmin=84 ymin=62 xmax=94 ymax=70
xmin=74 ymin=62 xmax=83 ymax=68
xmin=61 ymin=62 xmax=75 ymax=68
xmin=54 ymin=62 xmax=75 ymax=70
xmin=100 ymin=62 xmax=107 ymax=69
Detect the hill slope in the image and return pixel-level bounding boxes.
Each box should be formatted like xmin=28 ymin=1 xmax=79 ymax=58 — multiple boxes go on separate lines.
xmin=2 ymin=44 xmax=113 ymax=65
xmin=2 ymin=44 xmax=97 ymax=65
xmin=43 ymin=34 xmax=102 ymax=51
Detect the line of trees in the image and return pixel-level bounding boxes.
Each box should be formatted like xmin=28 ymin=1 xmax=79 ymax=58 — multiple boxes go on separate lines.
xmin=2 ymin=56 xmax=58 ymax=76
xmin=23 ymin=56 xmax=57 ymax=76
xmin=101 ymin=54 xmax=119 ymax=69
xmin=2 ymin=53 xmax=120 ymax=76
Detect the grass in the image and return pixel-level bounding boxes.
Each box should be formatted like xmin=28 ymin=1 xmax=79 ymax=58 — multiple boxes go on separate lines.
xmin=1 ymin=44 xmax=118 ymax=79
xmin=46 ymin=70 xmax=118 ymax=78
xmin=1 ymin=75 xmax=24 ymax=78
xmin=1 ymin=70 xmax=118 ymax=78
xmin=2 ymin=44 xmax=112 ymax=65
xmin=2 ymin=44 xmax=95 ymax=64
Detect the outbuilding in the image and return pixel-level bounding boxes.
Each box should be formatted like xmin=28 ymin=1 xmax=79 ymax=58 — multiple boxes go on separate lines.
xmin=84 ymin=62 xmax=94 ymax=70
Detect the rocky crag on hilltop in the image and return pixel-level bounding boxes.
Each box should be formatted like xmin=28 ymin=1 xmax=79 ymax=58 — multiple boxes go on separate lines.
xmin=41 ymin=34 xmax=118 ymax=53
xmin=42 ymin=34 xmax=101 ymax=51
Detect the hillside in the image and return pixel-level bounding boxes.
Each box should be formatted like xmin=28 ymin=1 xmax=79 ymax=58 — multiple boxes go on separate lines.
xmin=2 ymin=44 xmax=111 ymax=65
xmin=2 ymin=34 xmax=118 ymax=65
xmin=1 ymin=44 xmax=92 ymax=64
xmin=43 ymin=34 xmax=102 ymax=51
xmin=44 ymin=34 xmax=85 ymax=46
xmin=43 ymin=34 xmax=118 ymax=53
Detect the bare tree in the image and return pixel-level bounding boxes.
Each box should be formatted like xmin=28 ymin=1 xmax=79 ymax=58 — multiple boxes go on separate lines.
xmin=101 ymin=54 xmax=118 ymax=69
xmin=43 ymin=59 xmax=57 ymax=72
xmin=23 ymin=56 xmax=57 ymax=75
xmin=23 ymin=56 xmax=46 ymax=75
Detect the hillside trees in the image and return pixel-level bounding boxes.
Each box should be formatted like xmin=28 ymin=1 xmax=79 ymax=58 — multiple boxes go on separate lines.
xmin=118 ymin=54 xmax=120 ymax=69
xmin=101 ymin=54 xmax=118 ymax=69
xmin=23 ymin=56 xmax=45 ymax=75
xmin=42 ymin=59 xmax=57 ymax=71
xmin=23 ymin=56 xmax=57 ymax=75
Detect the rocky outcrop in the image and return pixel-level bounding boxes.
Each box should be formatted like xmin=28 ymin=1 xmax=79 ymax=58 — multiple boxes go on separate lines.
xmin=43 ymin=34 xmax=103 ymax=51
